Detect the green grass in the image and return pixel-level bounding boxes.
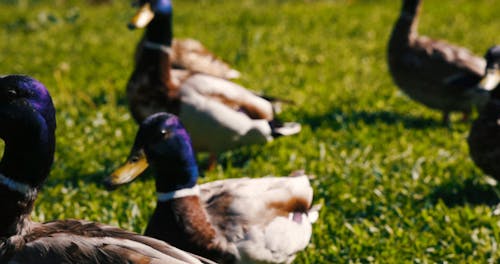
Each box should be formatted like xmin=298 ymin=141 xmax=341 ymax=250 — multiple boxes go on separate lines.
xmin=1 ymin=0 xmax=500 ymax=262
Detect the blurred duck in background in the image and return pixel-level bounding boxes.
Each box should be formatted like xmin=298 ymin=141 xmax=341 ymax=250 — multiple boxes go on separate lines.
xmin=112 ymin=0 xmax=301 ymax=177
xmin=106 ymin=112 xmax=319 ymax=263
xmin=388 ymin=0 xmax=495 ymax=124
xmin=0 ymin=75 xmax=213 ymax=264
xmin=131 ymin=1 xmax=241 ymax=79
xmin=467 ymin=46 xmax=500 ymax=179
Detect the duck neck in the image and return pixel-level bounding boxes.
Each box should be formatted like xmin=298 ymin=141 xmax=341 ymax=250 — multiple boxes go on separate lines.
xmin=391 ymin=0 xmax=421 ymax=45
xmin=0 ymin=184 xmax=36 ymax=238
xmin=490 ymin=84 xmax=500 ymax=100
xmin=0 ymin=126 xmax=54 ymax=238
xmin=145 ymin=12 xmax=173 ymax=47
xmin=138 ymin=12 xmax=173 ymax=82
xmin=153 ymin=162 xmax=198 ymax=194
xmin=134 ymin=13 xmax=180 ymax=115
xmin=146 ymin=192 xmax=227 ymax=260
xmin=145 ymin=148 xmax=228 ymax=258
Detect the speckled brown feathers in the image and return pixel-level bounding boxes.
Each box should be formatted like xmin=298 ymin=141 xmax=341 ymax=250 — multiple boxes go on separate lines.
xmin=169 ymin=39 xmax=240 ymax=79
xmin=1 ymin=219 xmax=213 ymax=264
xmin=134 ymin=38 xmax=240 ymax=80
xmin=268 ymin=197 xmax=311 ymax=218
xmin=128 ymin=49 xmax=182 ymax=122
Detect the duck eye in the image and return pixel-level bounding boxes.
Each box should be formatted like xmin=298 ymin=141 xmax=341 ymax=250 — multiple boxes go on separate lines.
xmin=7 ymin=89 xmax=17 ymax=98
xmin=160 ymin=129 xmax=171 ymax=138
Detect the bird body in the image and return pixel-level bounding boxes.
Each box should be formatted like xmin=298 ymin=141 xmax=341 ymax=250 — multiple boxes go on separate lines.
xmin=2 ymin=219 xmax=209 ymax=264
xmin=388 ymin=0 xmax=490 ymax=122
xmin=147 ymin=173 xmax=318 ymax=264
xmin=467 ymin=46 xmax=500 ymax=179
xmin=107 ymin=113 xmax=318 ymax=263
xmin=113 ymin=0 xmax=300 ymax=175
xmin=168 ymin=38 xmax=241 ymax=79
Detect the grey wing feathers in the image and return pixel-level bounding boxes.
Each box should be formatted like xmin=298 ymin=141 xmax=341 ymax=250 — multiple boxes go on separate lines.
xmin=1 ymin=220 xmax=216 ymax=264
xmin=413 ymin=37 xmax=486 ymax=76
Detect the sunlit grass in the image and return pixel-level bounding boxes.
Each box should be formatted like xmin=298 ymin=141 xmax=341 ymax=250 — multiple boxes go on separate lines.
xmin=1 ymin=0 xmax=499 ymax=262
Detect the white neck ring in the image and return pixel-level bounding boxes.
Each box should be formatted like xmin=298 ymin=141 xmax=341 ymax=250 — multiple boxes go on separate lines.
xmin=157 ymin=185 xmax=200 ymax=202
xmin=144 ymin=41 xmax=173 ymax=55
xmin=0 ymin=173 xmax=37 ymax=198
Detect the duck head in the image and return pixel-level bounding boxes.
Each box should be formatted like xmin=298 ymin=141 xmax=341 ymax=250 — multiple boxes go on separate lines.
xmin=480 ymin=45 xmax=500 ymax=91
xmin=129 ymin=0 xmax=172 ymax=29
xmin=401 ymin=0 xmax=421 ymax=13
xmin=0 ymin=75 xmax=56 ymax=190
xmin=106 ymin=113 xmax=198 ymax=193
xmin=396 ymin=0 xmax=421 ymax=21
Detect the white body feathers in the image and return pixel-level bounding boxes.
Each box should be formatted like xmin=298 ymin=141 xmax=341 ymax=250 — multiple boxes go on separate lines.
xmin=198 ymin=172 xmax=318 ymax=263
xmin=177 ymin=73 xmax=275 ymax=153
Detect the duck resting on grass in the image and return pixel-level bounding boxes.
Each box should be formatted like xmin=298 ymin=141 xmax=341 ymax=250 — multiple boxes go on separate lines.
xmin=135 ymin=38 xmax=241 ymax=80
xmin=105 ymin=112 xmax=319 ymax=263
xmin=0 ymin=75 xmax=214 ymax=264
xmin=118 ymin=0 xmax=301 ymax=174
xmin=467 ymin=46 xmax=500 ymax=179
xmin=131 ymin=1 xmax=240 ymax=80
xmin=388 ymin=0 xmax=495 ymax=124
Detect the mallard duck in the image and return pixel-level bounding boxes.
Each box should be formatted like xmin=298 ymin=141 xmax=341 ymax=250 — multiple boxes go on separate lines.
xmin=467 ymin=46 xmax=500 ymax=179
xmin=106 ymin=112 xmax=319 ymax=263
xmin=388 ymin=0 xmax=492 ymax=123
xmin=131 ymin=1 xmax=240 ymax=79
xmin=111 ymin=0 xmax=301 ymax=176
xmin=0 ymin=75 xmax=214 ymax=264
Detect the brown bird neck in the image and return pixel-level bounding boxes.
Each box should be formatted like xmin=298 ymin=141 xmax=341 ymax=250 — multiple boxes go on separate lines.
xmin=135 ymin=9 xmax=177 ymax=99
xmin=137 ymin=47 xmax=173 ymax=86
xmin=391 ymin=0 xmax=422 ymax=45
xmin=132 ymin=44 xmax=181 ymax=116
xmin=138 ymin=10 xmax=174 ymax=81
xmin=0 ymin=127 xmax=53 ymax=238
xmin=145 ymin=196 xmax=229 ymax=261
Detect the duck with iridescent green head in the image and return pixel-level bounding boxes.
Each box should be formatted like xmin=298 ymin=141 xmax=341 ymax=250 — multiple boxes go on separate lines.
xmin=130 ymin=0 xmax=240 ymax=79
xmin=107 ymin=112 xmax=319 ymax=263
xmin=112 ymin=0 xmax=301 ymax=178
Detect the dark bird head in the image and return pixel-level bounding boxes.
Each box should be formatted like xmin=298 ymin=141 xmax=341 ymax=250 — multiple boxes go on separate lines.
xmin=106 ymin=113 xmax=198 ymax=193
xmin=128 ymin=0 xmax=172 ymax=29
xmin=0 ymin=75 xmax=56 ymax=188
xmin=485 ymin=46 xmax=500 ymax=71
xmin=400 ymin=0 xmax=422 ymax=16
xmin=480 ymin=46 xmax=500 ymax=94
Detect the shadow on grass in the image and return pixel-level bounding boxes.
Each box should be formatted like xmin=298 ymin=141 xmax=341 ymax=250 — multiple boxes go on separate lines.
xmin=429 ymin=178 xmax=500 ymax=207
xmin=194 ymin=109 xmax=444 ymax=169
xmin=301 ymin=108 xmax=443 ymax=130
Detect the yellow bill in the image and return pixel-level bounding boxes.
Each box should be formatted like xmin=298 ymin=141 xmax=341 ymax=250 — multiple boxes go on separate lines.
xmin=128 ymin=2 xmax=155 ymax=29
xmin=479 ymin=69 xmax=500 ymax=91
xmin=104 ymin=148 xmax=149 ymax=189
